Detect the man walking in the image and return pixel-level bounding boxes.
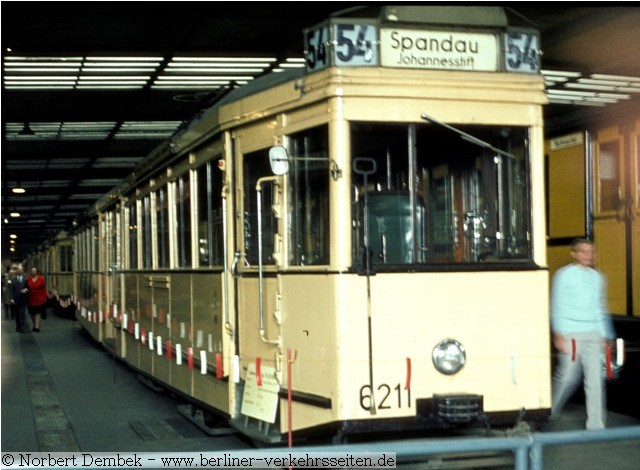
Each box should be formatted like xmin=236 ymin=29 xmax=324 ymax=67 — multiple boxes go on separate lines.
xmin=550 ymin=238 xmax=615 ymax=430
xmin=10 ymin=264 xmax=29 ymax=333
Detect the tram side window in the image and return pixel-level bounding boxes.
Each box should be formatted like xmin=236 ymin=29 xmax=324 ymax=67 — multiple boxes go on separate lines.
xmin=197 ymin=162 xmax=224 ymax=267
xmin=351 ymin=122 xmax=532 ymax=266
xmin=76 ymin=231 xmax=84 ymax=297
xmin=597 ymin=141 xmax=621 ymax=213
xmin=141 ymin=195 xmax=152 ymax=269
xmin=91 ymin=224 xmax=99 ymax=271
xmin=288 ymin=126 xmax=330 ymax=266
xmin=111 ymin=211 xmax=120 ymax=274
xmin=243 ymin=149 xmax=276 ymax=266
xmin=155 ymin=188 xmax=170 ymax=268
xmin=127 ymin=204 xmax=138 ymax=269
xmin=176 ymin=175 xmax=192 ymax=268
xmin=60 ymin=245 xmax=72 ymax=272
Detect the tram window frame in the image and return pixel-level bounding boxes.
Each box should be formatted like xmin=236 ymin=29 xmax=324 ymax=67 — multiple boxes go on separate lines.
xmin=60 ymin=245 xmax=72 ymax=273
xmin=111 ymin=209 xmax=121 ymax=275
xmin=103 ymin=212 xmax=112 ymax=274
xmin=596 ymin=140 xmax=622 ymax=214
xmin=126 ymin=203 xmax=138 ymax=270
xmin=155 ymin=187 xmax=170 ymax=269
xmin=243 ymin=148 xmax=277 ymax=266
xmin=141 ymin=195 xmax=152 ymax=269
xmin=174 ymin=174 xmax=193 ymax=268
xmin=350 ymin=121 xmax=533 ymax=268
xmin=91 ymin=223 xmax=99 ymax=272
xmin=287 ymin=125 xmax=331 ymax=266
xmin=196 ymin=161 xmax=224 ymax=268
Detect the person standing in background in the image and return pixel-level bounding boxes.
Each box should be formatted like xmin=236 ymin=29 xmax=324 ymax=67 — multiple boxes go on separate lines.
xmin=10 ymin=264 xmax=29 ymax=332
xmin=27 ymin=267 xmax=47 ymax=332
xmin=2 ymin=264 xmax=14 ymax=319
xmin=550 ymin=238 xmax=615 ymax=430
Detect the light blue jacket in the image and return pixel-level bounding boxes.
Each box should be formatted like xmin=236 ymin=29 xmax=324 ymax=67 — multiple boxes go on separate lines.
xmin=551 ymin=263 xmax=615 ymax=339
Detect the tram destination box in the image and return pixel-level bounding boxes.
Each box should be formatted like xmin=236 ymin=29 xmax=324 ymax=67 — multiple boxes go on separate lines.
xmin=303 ymin=6 xmax=539 ymax=74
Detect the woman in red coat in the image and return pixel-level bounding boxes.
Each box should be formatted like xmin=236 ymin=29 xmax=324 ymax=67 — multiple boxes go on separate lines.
xmin=27 ymin=267 xmax=47 ymax=332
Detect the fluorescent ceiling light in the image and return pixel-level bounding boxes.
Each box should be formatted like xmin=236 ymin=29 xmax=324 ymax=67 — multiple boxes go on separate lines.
xmin=3 ymin=61 xmax=82 ymax=67
xmin=541 ymin=70 xmax=582 ymax=78
xmin=75 ymin=85 xmax=144 ymax=89
xmin=78 ymin=75 xmax=150 ymax=80
xmin=62 ymin=123 xmax=116 ymax=129
xmin=277 ymin=63 xmax=305 ymax=68
xmin=4 ymin=85 xmax=75 ymax=90
xmin=83 ymin=62 xmax=160 ymax=67
xmin=565 ymin=83 xmax=636 ymax=95
xmin=165 ymin=67 xmax=264 ymax=73
xmin=590 ymin=73 xmax=640 ymax=82
xmin=157 ymin=75 xmax=248 ymax=80
xmin=172 ymin=57 xmax=276 ymax=62
xmin=85 ymin=56 xmax=163 ymax=61
xmin=578 ymin=78 xmax=636 ymax=87
xmin=76 ymin=80 xmax=147 ymax=85
xmin=4 ymin=80 xmax=77 ymax=85
xmin=79 ymin=68 xmax=156 ymax=72
xmin=151 ymin=84 xmax=226 ymax=89
xmin=4 ymin=68 xmax=80 ymax=72
xmin=168 ymin=63 xmax=268 ymax=69
xmin=121 ymin=122 xmax=182 ymax=129
xmin=4 ymin=56 xmax=83 ymax=61
xmin=4 ymin=76 xmax=78 ymax=80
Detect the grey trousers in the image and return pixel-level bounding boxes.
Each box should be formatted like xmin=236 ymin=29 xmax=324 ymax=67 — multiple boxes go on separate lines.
xmin=551 ymin=331 xmax=606 ymax=429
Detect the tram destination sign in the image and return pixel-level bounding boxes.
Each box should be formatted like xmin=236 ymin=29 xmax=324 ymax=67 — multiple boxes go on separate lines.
xmin=304 ymin=21 xmax=539 ymax=74
xmin=380 ymin=29 xmax=498 ymax=71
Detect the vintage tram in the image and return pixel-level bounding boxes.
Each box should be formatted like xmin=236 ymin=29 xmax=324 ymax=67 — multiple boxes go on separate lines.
xmin=69 ymin=6 xmax=551 ymax=443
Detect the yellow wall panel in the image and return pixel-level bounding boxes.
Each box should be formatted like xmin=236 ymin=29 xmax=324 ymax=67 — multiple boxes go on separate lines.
xmin=546 ymin=134 xmax=586 ymax=238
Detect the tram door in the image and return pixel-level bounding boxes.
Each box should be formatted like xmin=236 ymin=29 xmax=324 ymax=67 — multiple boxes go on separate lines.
xmin=236 ymin=144 xmax=282 ymax=371
xmin=593 ymin=122 xmax=640 ymax=317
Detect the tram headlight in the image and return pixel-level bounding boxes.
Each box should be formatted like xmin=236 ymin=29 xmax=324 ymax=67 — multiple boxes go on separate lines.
xmin=432 ymin=339 xmax=466 ymax=375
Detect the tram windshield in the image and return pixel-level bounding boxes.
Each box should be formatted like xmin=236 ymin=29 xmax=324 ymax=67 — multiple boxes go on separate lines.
xmin=351 ymin=122 xmax=531 ymax=266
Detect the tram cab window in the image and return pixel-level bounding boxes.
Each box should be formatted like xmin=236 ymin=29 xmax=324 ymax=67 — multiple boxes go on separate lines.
xmin=288 ymin=126 xmax=330 ymax=266
xmin=351 ymin=122 xmax=531 ymax=267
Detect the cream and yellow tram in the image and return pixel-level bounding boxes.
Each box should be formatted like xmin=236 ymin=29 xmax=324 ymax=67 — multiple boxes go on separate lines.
xmin=75 ymin=6 xmax=551 ymax=443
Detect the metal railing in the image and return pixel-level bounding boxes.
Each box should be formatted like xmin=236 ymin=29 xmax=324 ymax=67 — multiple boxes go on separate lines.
xmin=256 ymin=426 xmax=640 ymax=470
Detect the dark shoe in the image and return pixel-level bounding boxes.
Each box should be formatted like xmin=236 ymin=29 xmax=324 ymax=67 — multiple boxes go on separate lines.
xmin=32 ymin=328 xmax=40 ymax=332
